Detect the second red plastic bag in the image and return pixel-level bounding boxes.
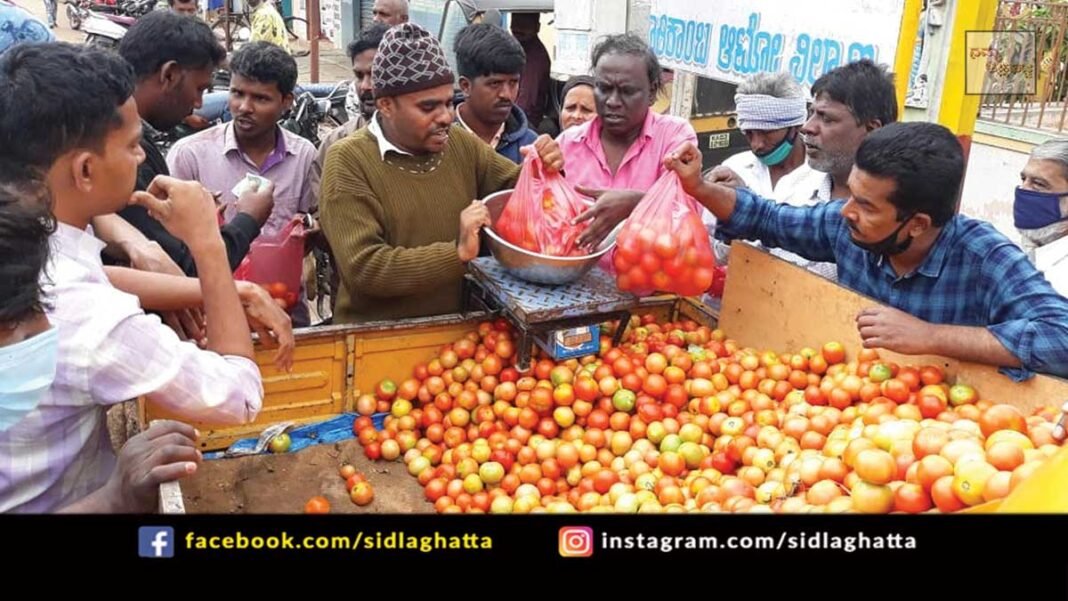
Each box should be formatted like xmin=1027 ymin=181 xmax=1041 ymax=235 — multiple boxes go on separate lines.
xmin=611 ymin=171 xmax=717 ymax=297
xmin=233 ymin=216 xmax=306 ymax=310
xmin=494 ymin=149 xmax=589 ymax=256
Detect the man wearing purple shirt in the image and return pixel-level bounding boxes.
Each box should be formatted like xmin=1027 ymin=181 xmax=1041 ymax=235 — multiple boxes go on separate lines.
xmin=168 ymin=41 xmax=318 ymax=325
xmin=0 ymin=43 xmax=264 ymax=513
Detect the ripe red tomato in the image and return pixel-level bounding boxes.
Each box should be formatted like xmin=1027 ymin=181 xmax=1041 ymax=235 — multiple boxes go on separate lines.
xmin=917 ymin=394 xmax=947 ymax=419
xmin=616 ymin=237 xmax=641 ymax=264
xmin=639 ymin=252 xmax=661 ymax=274
xmin=978 ymin=404 xmax=1028 ymax=438
xmin=821 ymin=341 xmax=846 ymax=365
xmin=930 ymin=475 xmax=964 ymax=513
xmin=346 ymin=473 xmax=367 ymax=492
xmin=266 ymin=282 xmax=288 ymax=299
xmin=642 ymin=374 xmax=668 ymax=398
xmin=364 ymin=441 xmax=382 ymax=460
xmin=896 ymin=367 xmax=921 ymax=391
xmin=919 ymin=365 xmax=944 ymax=386
xmin=351 ymin=482 xmax=374 ymax=506
xmin=574 ymin=378 xmax=600 ymax=402
xmin=304 ymin=496 xmax=330 ymax=514
xmin=881 ymin=379 xmax=910 ymax=404
xmin=653 ymin=233 xmax=679 ymax=259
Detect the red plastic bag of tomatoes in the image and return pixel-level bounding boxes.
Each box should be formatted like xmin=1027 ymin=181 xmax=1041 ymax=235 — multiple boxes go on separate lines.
xmin=611 ymin=171 xmax=717 ymax=297
xmin=494 ymin=149 xmax=588 ymax=256
xmin=233 ymin=216 xmax=305 ymax=310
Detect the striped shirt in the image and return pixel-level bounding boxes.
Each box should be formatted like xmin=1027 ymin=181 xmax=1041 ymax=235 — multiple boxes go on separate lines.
xmin=717 ymin=188 xmax=1068 ymax=381
xmin=0 ymin=224 xmax=262 ymax=513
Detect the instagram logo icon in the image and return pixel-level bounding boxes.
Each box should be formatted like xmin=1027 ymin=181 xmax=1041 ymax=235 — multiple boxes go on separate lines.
xmin=559 ymin=526 xmax=594 ymax=557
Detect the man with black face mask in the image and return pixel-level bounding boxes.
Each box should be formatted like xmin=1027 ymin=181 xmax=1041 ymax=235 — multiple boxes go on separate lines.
xmin=1014 ymin=139 xmax=1068 ymax=296
xmin=664 ymin=121 xmax=1068 ymax=381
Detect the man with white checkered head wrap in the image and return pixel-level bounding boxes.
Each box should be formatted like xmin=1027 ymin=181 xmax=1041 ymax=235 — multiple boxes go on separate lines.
xmin=723 ymin=71 xmax=816 ymax=200
xmin=704 ymin=71 xmax=838 ymax=281
xmin=735 ymin=73 xmax=808 ymax=168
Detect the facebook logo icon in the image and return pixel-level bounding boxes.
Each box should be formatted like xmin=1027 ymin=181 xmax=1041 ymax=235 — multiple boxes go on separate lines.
xmin=138 ymin=527 xmax=175 ymax=558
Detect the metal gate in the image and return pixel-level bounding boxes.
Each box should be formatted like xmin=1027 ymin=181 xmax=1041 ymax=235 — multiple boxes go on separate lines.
xmin=979 ymin=0 xmax=1068 ymax=134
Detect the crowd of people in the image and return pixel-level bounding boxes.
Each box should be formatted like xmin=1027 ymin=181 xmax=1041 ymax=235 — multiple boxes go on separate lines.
xmin=0 ymin=0 xmax=1067 ymax=514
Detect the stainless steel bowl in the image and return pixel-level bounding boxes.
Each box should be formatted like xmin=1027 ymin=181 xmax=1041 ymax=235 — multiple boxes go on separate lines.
xmin=481 ymin=188 xmax=620 ymax=285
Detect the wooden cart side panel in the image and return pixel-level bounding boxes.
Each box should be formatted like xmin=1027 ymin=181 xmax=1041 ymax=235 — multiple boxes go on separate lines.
xmin=351 ymin=323 xmax=479 ymax=397
xmin=718 ymin=243 xmax=1068 ymax=411
xmin=142 ymin=331 xmax=349 ymax=450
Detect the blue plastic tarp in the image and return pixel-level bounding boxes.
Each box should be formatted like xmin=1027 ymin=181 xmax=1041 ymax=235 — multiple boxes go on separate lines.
xmin=204 ymin=412 xmax=385 ymax=460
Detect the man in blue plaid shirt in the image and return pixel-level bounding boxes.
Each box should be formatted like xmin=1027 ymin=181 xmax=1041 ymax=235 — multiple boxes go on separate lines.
xmin=666 ymin=121 xmax=1068 ymax=382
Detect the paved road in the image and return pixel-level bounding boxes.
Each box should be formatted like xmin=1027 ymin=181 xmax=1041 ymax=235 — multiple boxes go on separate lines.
xmin=10 ymin=0 xmax=352 ymax=85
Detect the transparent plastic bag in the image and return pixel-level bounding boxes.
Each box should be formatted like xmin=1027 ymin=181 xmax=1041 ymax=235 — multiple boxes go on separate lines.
xmin=611 ymin=171 xmax=717 ymax=297
xmin=495 ymin=149 xmax=588 ymax=256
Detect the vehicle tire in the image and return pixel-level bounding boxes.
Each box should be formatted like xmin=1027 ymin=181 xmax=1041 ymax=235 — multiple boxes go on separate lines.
xmin=66 ymin=4 xmax=83 ymax=30
xmin=85 ymin=34 xmax=117 ymax=49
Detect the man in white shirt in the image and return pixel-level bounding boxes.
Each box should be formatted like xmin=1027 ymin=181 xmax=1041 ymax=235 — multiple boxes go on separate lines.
xmin=0 ymin=42 xmax=264 ymax=513
xmin=707 ymin=62 xmax=898 ymax=282
xmin=1015 ymin=138 xmax=1068 ymax=296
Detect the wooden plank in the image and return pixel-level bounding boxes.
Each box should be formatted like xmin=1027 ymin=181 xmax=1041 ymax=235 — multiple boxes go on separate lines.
xmin=352 ymin=322 xmax=477 ymax=397
xmin=718 ymin=243 xmax=1068 ymax=411
xmin=142 ymin=331 xmax=350 ymax=451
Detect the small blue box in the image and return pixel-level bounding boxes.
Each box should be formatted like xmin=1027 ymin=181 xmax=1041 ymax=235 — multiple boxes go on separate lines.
xmin=537 ymin=325 xmax=600 ymax=360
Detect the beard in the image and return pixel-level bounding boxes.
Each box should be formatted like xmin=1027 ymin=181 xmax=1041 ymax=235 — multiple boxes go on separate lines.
xmin=806 ymin=147 xmax=854 ymax=175
xmin=1018 ymin=220 xmax=1068 ymax=261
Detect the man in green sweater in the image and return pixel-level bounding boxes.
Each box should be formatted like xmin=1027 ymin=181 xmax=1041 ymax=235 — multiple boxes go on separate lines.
xmin=320 ymin=23 xmax=562 ymax=323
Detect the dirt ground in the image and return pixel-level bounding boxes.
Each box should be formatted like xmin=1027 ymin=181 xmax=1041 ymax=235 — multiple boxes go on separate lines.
xmin=179 ymin=438 xmax=435 ymax=514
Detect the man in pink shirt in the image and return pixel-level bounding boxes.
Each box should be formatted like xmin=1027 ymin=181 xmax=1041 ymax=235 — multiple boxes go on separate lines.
xmin=0 ymin=43 xmax=263 ymax=513
xmin=558 ymin=34 xmax=697 ymax=249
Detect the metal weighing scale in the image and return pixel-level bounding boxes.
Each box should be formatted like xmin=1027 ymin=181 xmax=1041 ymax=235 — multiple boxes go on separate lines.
xmin=464 ymin=258 xmax=641 ymax=372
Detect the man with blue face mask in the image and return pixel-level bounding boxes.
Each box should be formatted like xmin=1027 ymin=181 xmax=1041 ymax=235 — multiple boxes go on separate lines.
xmin=0 ymin=175 xmax=204 ymax=513
xmin=1014 ymin=139 xmax=1068 ymax=297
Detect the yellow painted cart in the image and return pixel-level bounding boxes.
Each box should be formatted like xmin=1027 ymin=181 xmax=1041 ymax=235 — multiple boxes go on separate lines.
xmin=147 ymin=244 xmax=1068 ymax=513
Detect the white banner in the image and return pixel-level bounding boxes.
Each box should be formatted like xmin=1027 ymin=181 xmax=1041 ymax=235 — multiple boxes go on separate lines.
xmin=648 ymin=0 xmax=907 ymax=87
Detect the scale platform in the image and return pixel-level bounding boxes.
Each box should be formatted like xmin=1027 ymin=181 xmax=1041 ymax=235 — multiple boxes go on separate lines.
xmin=464 ymin=258 xmax=640 ymax=371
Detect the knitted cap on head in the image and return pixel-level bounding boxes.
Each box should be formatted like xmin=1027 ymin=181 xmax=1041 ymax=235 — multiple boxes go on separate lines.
xmin=372 ymin=22 xmax=454 ymax=99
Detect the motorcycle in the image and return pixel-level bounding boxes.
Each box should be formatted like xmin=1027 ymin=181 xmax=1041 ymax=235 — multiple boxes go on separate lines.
xmin=64 ymin=0 xmax=118 ymax=31
xmin=82 ymin=0 xmax=157 ymax=48
xmin=279 ymin=81 xmax=349 ymax=146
